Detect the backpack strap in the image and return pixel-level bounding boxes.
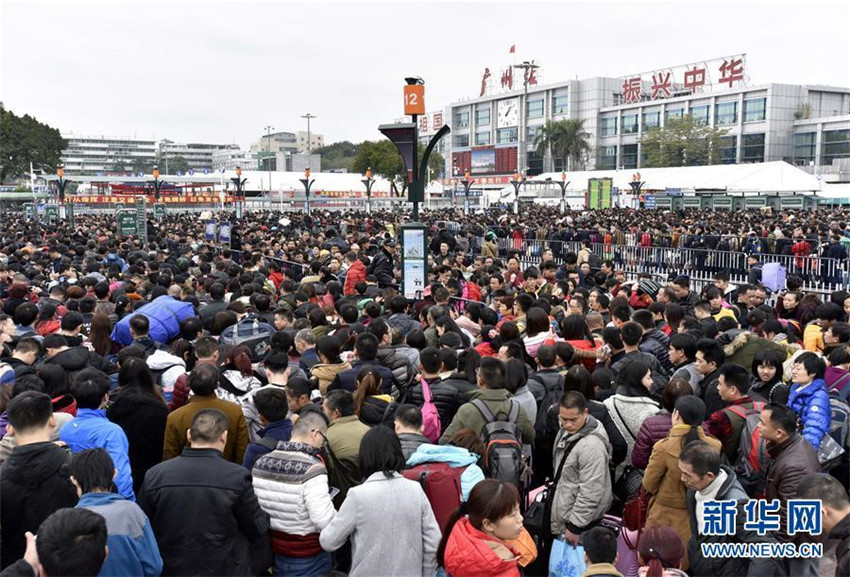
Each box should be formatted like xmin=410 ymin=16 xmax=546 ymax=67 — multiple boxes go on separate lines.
xmin=507 ymin=399 xmax=520 ymax=425
xmin=470 ymin=399 xmax=496 ymax=424
xmin=420 ymin=376 xmax=434 ymax=405
xmin=258 ymin=436 xmax=280 ymax=451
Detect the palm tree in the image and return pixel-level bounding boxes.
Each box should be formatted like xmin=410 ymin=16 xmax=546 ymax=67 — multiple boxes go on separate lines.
xmin=534 ymin=118 xmax=592 ymax=171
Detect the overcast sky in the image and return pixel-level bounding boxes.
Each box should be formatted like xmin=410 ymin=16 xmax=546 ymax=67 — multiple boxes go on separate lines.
xmin=2 ymin=0 xmax=848 ymax=148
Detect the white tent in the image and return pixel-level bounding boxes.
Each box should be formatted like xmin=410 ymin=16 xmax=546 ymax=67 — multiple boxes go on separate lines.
xmin=487 ymin=161 xmax=821 ymax=204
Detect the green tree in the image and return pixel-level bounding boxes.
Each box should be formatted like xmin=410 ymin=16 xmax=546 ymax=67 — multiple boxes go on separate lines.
xmin=131 ymin=158 xmax=153 ymax=174
xmin=533 ymin=118 xmax=592 ymax=171
xmin=112 ymin=159 xmax=127 ymax=173
xmin=0 ymin=106 xmax=67 ymax=181
xmin=640 ymin=115 xmax=728 ymax=167
xmin=161 ymin=155 xmax=189 ymax=173
xmin=314 ymin=140 xmax=359 ymax=172
xmin=352 ymin=140 xmax=444 ymax=197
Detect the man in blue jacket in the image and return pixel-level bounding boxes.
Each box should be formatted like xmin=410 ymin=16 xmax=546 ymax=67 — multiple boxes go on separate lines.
xmin=60 ymin=368 xmax=135 ymax=500
xmin=71 ymin=448 xmax=162 ymax=577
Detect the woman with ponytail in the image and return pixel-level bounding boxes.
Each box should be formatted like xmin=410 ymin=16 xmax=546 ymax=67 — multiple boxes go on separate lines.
xmin=637 ymin=527 xmax=688 ymax=577
xmin=642 ymin=396 xmax=721 ymax=570
xmin=438 ymin=479 xmax=534 ymax=577
xmin=217 ymin=345 xmax=263 ymax=406
xmin=352 ymin=366 xmax=395 ymax=428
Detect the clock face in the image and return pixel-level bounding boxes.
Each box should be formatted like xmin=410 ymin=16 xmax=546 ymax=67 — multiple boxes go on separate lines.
xmin=497 ymin=98 xmax=519 ymax=128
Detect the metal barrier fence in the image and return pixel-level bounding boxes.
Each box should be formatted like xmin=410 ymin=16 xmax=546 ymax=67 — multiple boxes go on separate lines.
xmin=480 ymin=237 xmax=849 ymax=295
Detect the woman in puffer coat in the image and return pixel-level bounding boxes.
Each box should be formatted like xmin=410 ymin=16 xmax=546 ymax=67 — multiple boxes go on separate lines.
xmin=788 ymin=352 xmax=832 ymax=451
xmin=310 ymin=336 xmax=351 ymax=395
xmin=438 ymin=480 xmax=528 ymax=577
xmin=643 ymin=396 xmax=721 ymax=570
xmin=632 ymin=378 xmax=694 ymax=469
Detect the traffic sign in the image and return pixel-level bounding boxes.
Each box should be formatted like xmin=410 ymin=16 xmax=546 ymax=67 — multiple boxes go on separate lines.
xmin=118 ymin=210 xmax=137 ymax=236
xmin=154 ymin=203 xmax=167 ymax=221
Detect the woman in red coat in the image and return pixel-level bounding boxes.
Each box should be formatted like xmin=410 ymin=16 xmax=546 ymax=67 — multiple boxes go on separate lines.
xmin=438 ymin=480 xmax=526 ymax=577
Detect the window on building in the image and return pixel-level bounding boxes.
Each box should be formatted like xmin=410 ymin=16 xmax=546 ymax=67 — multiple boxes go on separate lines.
xmin=718 ymin=135 xmax=737 ymax=164
xmin=475 ymin=106 xmax=490 ymax=126
xmin=453 ymin=134 xmax=470 ymax=148
xmin=643 ymin=110 xmax=661 ymax=131
xmin=691 ymin=105 xmax=710 ymax=126
xmin=454 ymin=109 xmax=470 ymax=128
xmin=744 ymin=98 xmax=766 ymax=122
xmin=598 ymin=146 xmax=617 ymax=169
xmin=823 ymin=129 xmax=850 ymax=165
xmin=600 ymin=116 xmax=617 ymax=136
xmin=474 ymin=130 xmax=491 ymax=146
xmin=527 ymin=150 xmax=544 ymax=176
xmin=527 ymin=125 xmax=543 ymax=141
xmin=621 ymin=144 xmax=638 ymax=169
xmin=553 ymin=94 xmax=568 ymax=115
xmin=715 ymin=101 xmax=738 ymax=125
xmin=794 ymin=132 xmax=817 ymax=166
xmin=622 ymin=113 xmax=638 ymax=134
xmin=527 ymin=99 xmax=544 ymax=119
xmin=497 ymin=128 xmax=518 ymax=144
xmin=665 ymin=108 xmax=684 ymax=122
xmin=742 ymin=133 xmax=765 ymax=163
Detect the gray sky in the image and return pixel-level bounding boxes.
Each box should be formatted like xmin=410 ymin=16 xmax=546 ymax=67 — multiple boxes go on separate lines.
xmin=2 ymin=0 xmax=848 ymax=148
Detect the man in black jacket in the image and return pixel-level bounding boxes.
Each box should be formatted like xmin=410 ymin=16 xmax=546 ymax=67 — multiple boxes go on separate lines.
xmin=139 ymin=409 xmax=269 ymax=577
xmin=1 ymin=391 xmax=78 ymax=569
xmin=367 ymin=238 xmax=396 ymax=288
xmin=694 ymin=338 xmax=726 ymax=415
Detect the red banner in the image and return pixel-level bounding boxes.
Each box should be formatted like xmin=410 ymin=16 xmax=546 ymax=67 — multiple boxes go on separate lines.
xmin=73 ymin=195 xmax=239 ymax=204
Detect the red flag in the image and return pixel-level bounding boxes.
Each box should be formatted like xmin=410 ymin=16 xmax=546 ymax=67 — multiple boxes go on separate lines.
xmin=509 ymin=45 xmax=516 ymax=54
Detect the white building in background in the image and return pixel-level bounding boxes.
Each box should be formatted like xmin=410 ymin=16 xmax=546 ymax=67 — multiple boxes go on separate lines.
xmin=61 ymin=134 xmax=157 ymax=175
xmin=211 ymin=148 xmax=259 ymax=171
xmin=251 ymin=131 xmax=324 ymax=172
xmin=156 ymin=140 xmax=240 ymax=172
xmin=442 ymin=54 xmax=850 ymax=192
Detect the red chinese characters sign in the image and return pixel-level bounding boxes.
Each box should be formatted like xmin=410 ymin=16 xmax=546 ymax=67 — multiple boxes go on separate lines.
xmin=620 ymin=55 xmax=746 ymax=103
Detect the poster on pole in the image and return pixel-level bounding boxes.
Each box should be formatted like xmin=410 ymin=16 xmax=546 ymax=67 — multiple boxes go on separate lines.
xmin=23 ymin=203 xmax=34 ymax=220
xmin=154 ymin=203 xmax=167 ymax=221
xmin=204 ymin=219 xmax=217 ymax=242
xmin=401 ymin=225 xmax=427 ymax=300
xmin=219 ymin=222 xmax=232 ymax=246
xmin=136 ymin=197 xmax=148 ymax=246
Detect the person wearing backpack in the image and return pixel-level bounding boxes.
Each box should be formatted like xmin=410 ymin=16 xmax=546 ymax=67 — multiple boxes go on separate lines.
xmin=438 ymin=356 xmax=534 ymax=446
xmin=242 ymin=388 xmax=293 ymax=471
xmin=400 ymin=347 xmax=460 ymax=436
xmin=704 ymin=364 xmax=763 ymax=464
xmin=551 ymin=391 xmax=612 ymax=546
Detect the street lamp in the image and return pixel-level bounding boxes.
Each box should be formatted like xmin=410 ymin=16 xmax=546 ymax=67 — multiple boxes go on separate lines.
xmin=460 ymin=170 xmax=475 ymax=216
xmin=361 ymin=167 xmax=375 ymax=216
xmin=509 ymin=171 xmax=525 ymax=215
xmin=300 ymin=167 xmax=315 ymax=217
xmin=301 ymin=113 xmax=317 ymax=155
xmin=152 ymin=166 xmax=164 ymax=201
xmin=264 ymin=125 xmax=274 ymax=195
xmin=56 ymin=166 xmax=68 ymax=203
xmin=629 ymin=172 xmax=644 ymax=209
xmin=555 ymin=172 xmax=571 ymax=214
xmin=513 ymin=61 xmax=540 ymax=175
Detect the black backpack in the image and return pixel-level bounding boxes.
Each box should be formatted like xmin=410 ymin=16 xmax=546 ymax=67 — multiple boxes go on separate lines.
xmin=531 ymin=373 xmax=565 ymax=439
xmin=471 ymin=399 xmax=528 ymax=489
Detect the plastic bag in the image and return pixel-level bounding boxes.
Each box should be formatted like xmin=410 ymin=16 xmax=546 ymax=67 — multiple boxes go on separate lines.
xmin=549 ymin=536 xmax=586 ymax=577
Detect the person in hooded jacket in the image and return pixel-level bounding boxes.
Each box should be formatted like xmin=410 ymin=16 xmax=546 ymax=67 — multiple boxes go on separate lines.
xmin=788 ymin=352 xmax=832 ymax=451
xmin=438 ymin=479 xmax=527 ymax=577
xmin=107 ymin=358 xmax=169 ymax=495
xmin=41 ymin=334 xmax=117 ymax=381
xmin=0 ymin=391 xmax=79 ymax=569
xmin=633 ymin=310 xmax=674 ymax=373
xmin=551 ymin=392 xmax=613 ymax=545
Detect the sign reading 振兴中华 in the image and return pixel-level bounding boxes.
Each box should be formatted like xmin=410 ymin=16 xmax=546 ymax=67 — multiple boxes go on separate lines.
xmin=619 ymin=55 xmax=747 ymax=104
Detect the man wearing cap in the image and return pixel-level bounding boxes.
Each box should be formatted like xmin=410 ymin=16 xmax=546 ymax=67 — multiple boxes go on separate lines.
xmin=368 ymin=238 xmax=396 ymax=288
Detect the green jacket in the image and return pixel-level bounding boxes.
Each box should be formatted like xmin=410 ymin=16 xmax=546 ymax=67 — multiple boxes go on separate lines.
xmin=438 ymin=388 xmax=535 ymax=444
xmin=326 ymin=415 xmax=370 ymax=464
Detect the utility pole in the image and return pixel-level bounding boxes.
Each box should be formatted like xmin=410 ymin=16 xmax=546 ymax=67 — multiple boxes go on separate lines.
xmin=301 ymin=113 xmax=316 ymax=155
xmin=264 ymin=125 xmax=274 ymax=195
xmin=513 ymin=61 xmax=539 ymax=176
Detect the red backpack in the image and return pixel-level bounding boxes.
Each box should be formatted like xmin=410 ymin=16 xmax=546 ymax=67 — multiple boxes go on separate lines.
xmin=402 ymin=462 xmax=464 ymax=533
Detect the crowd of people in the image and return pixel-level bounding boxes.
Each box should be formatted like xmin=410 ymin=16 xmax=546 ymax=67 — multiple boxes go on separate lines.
xmin=0 ymin=204 xmax=849 ymax=577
